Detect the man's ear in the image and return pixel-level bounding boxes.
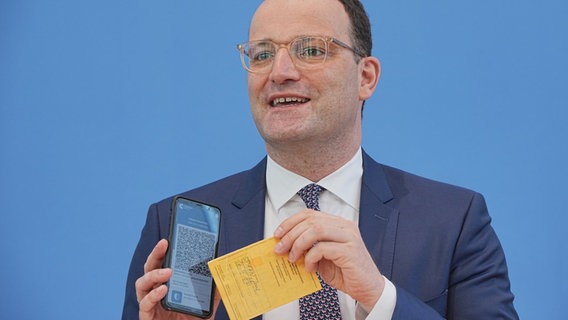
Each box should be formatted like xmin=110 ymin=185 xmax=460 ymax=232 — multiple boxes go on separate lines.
xmin=359 ymin=56 xmax=381 ymax=101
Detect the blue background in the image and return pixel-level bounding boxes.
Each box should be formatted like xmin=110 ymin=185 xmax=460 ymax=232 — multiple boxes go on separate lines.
xmin=1 ymin=0 xmax=566 ymax=319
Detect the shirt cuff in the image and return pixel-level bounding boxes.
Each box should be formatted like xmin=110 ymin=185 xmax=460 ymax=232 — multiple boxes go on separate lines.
xmin=355 ymin=276 xmax=396 ymax=320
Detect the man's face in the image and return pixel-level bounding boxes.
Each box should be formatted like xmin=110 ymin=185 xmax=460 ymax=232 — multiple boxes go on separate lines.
xmin=247 ymin=0 xmax=374 ymax=153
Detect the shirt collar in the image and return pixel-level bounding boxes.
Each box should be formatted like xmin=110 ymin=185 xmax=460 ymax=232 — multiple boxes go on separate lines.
xmin=266 ymin=148 xmax=363 ymax=212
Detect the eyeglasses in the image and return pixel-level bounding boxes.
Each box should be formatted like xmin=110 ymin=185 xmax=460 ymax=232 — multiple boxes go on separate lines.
xmin=236 ymin=35 xmax=366 ymax=73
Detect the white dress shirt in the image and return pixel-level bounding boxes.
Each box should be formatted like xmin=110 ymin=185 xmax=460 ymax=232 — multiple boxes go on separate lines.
xmin=262 ymin=148 xmax=396 ymax=320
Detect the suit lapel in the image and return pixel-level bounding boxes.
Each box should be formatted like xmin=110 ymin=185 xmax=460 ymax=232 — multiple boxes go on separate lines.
xmin=215 ymin=159 xmax=267 ymax=320
xmin=220 ymin=152 xmax=400 ymax=278
xmin=216 ymin=153 xmax=397 ymax=319
xmin=359 ymin=151 xmax=399 ymax=279
xmin=221 ymin=158 xmax=268 ymax=255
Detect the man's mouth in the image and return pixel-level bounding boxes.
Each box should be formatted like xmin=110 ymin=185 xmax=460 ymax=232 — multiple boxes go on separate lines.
xmin=271 ymin=97 xmax=310 ymax=107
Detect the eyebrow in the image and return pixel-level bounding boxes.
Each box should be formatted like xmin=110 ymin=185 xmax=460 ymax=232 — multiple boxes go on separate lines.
xmin=248 ymin=34 xmax=326 ymax=43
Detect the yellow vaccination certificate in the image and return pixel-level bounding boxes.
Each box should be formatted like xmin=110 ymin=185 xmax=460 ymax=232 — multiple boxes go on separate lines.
xmin=207 ymin=237 xmax=322 ymax=320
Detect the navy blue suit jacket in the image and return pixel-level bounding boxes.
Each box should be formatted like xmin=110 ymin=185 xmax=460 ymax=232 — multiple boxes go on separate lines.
xmin=122 ymin=151 xmax=518 ymax=319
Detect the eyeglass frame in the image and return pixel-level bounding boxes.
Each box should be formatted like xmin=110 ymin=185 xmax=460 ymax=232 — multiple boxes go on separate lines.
xmin=236 ymin=35 xmax=367 ymax=73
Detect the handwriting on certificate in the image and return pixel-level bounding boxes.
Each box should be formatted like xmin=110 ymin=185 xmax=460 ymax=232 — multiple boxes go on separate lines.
xmin=208 ymin=237 xmax=321 ymax=320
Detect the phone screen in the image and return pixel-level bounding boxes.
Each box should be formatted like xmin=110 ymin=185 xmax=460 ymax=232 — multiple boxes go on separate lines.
xmin=162 ymin=196 xmax=221 ymax=317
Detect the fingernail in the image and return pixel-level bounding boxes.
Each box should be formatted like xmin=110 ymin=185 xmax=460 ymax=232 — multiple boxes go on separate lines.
xmin=274 ymin=241 xmax=284 ymax=254
xmin=274 ymin=226 xmax=284 ymax=237
xmin=288 ymin=252 xmax=295 ymax=262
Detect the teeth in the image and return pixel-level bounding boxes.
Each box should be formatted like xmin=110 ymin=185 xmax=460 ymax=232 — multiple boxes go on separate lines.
xmin=272 ymin=97 xmax=307 ymax=106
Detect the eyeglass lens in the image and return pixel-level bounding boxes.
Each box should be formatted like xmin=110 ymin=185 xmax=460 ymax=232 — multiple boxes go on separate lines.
xmin=243 ymin=37 xmax=328 ymax=72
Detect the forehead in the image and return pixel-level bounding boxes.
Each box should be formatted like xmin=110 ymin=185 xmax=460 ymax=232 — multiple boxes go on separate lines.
xmin=249 ymin=0 xmax=350 ymax=42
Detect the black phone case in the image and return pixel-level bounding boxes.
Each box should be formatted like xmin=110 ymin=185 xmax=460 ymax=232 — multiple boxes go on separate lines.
xmin=161 ymin=195 xmax=221 ymax=318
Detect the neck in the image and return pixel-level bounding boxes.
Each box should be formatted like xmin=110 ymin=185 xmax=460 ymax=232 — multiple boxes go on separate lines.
xmin=266 ymin=140 xmax=360 ymax=182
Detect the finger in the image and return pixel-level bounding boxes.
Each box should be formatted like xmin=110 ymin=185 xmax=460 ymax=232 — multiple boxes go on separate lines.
xmin=277 ymin=212 xmax=349 ymax=257
xmin=273 ymin=209 xmax=313 ymax=238
xmin=303 ymin=241 xmax=352 ymax=273
xmin=138 ymin=284 xmax=168 ymax=313
xmin=277 ymin=214 xmax=354 ymax=261
xmin=144 ymin=239 xmax=169 ymax=273
xmin=212 ymin=289 xmax=222 ymax=312
xmin=304 ymin=241 xmax=384 ymax=306
xmin=135 ymin=268 xmax=172 ymax=304
xmin=274 ymin=215 xmax=317 ymax=259
xmin=278 ymin=210 xmax=354 ymax=240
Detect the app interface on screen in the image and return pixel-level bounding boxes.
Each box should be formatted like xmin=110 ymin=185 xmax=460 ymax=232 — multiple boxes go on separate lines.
xmin=167 ymin=199 xmax=220 ymax=313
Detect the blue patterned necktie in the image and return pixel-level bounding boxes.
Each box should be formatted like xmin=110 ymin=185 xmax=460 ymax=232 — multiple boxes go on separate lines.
xmin=297 ymin=183 xmax=342 ymax=320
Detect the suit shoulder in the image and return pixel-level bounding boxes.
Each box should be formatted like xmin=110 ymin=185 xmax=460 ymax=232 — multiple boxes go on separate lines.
xmin=153 ymin=158 xmax=266 ymax=209
xmin=378 ymin=164 xmax=490 ymax=244
xmin=152 ymin=170 xmax=248 ymax=206
xmin=380 ymin=164 xmax=481 ymax=205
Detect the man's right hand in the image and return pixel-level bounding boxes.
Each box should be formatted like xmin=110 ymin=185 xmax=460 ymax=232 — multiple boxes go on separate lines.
xmin=135 ymin=239 xmax=220 ymax=320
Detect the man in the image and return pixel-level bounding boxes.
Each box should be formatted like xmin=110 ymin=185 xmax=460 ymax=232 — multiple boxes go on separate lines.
xmin=123 ymin=0 xmax=518 ymax=319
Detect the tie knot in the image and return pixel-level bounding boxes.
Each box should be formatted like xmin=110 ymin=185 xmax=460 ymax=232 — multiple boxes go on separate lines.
xmin=297 ymin=183 xmax=323 ymax=211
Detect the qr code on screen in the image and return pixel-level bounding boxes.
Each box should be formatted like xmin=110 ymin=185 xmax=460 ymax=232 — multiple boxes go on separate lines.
xmin=174 ymin=224 xmax=216 ymax=277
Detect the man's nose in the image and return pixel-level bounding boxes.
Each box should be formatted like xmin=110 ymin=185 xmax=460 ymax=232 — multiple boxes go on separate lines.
xmin=269 ymin=48 xmax=301 ymax=83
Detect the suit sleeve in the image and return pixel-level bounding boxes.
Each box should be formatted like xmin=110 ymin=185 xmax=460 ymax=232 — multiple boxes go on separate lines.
xmin=122 ymin=204 xmax=163 ymax=320
xmin=392 ymin=193 xmax=518 ymax=319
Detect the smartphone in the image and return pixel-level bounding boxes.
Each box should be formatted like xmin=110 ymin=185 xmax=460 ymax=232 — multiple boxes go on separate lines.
xmin=162 ymin=196 xmax=221 ymax=318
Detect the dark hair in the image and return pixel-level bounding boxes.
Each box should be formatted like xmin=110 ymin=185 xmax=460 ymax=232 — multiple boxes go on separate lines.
xmin=337 ymin=0 xmax=373 ymax=113
xmin=337 ymin=0 xmax=373 ymax=57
